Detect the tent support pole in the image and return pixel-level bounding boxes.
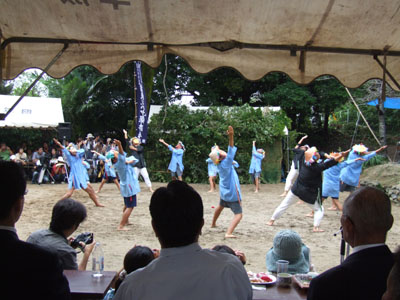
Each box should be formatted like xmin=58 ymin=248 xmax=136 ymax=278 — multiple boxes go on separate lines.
xmin=345 ymin=87 xmax=381 ymax=146
xmin=0 ymin=43 xmax=69 ymax=121
xmin=374 ymin=55 xmax=400 ymax=90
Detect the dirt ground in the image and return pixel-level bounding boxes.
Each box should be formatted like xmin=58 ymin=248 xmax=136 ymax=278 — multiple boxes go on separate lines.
xmin=17 ymin=182 xmax=400 ymax=274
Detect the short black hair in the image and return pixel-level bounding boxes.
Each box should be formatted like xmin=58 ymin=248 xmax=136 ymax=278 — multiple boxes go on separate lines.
xmin=212 ymin=244 xmax=236 ymax=256
xmin=150 ymin=181 xmax=203 ymax=248
xmin=0 ymin=161 xmax=26 ymax=220
xmin=123 ymin=246 xmax=154 ymax=274
xmin=49 ymin=198 xmax=87 ymax=235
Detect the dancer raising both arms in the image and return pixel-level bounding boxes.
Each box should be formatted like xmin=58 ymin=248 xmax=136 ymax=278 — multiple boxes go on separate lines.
xmin=210 ymin=126 xmax=243 ymax=238
xmin=110 ymin=139 xmax=140 ymax=231
xmin=249 ymin=141 xmax=265 ymax=193
xmin=267 ymin=147 xmax=343 ymax=232
xmin=159 ymin=139 xmax=185 ymax=181
xmin=53 ymin=138 xmax=104 ymax=207
xmin=280 ymin=135 xmax=309 ymax=197
xmin=91 ymin=150 xmax=120 ymax=194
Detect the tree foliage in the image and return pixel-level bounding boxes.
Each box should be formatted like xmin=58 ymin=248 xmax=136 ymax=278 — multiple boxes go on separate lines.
xmin=145 ymin=104 xmax=291 ymax=183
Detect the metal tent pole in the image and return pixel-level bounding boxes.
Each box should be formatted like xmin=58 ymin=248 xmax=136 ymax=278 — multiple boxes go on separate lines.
xmin=0 ymin=43 xmax=69 ymax=121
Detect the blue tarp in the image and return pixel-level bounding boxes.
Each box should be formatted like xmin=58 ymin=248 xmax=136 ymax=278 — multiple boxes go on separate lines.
xmin=367 ymin=98 xmax=400 ymax=109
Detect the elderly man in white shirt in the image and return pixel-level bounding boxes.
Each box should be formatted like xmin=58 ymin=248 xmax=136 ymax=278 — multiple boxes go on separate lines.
xmin=114 ymin=180 xmax=252 ymax=300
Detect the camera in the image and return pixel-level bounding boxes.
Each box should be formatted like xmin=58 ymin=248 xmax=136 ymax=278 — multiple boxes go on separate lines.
xmin=71 ymin=232 xmax=94 ymax=251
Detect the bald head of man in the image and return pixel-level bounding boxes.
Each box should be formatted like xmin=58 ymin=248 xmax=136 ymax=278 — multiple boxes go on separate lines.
xmin=341 ymin=186 xmax=393 ymax=247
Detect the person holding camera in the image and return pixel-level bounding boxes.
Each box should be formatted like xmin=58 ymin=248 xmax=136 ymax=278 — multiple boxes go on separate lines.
xmin=27 ymin=198 xmax=96 ymax=270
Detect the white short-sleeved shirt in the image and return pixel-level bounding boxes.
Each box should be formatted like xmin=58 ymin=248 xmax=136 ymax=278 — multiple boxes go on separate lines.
xmin=114 ymin=243 xmax=252 ymax=300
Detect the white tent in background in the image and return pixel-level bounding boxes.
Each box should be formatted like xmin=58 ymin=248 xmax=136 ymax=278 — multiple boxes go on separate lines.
xmin=0 ymin=95 xmax=64 ymax=129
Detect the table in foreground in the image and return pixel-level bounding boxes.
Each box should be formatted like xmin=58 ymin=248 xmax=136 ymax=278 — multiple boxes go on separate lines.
xmin=64 ymin=270 xmax=117 ymax=300
xmin=252 ymin=282 xmax=307 ymax=300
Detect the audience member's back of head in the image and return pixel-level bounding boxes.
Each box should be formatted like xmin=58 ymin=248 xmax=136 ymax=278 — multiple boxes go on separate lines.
xmin=343 ymin=186 xmax=393 ymax=236
xmin=383 ymin=247 xmax=400 ymax=300
xmin=212 ymin=245 xmax=236 ymax=256
xmin=0 ymin=161 xmax=26 ymax=221
xmin=124 ymin=246 xmax=155 ymax=274
xmin=150 ymin=181 xmax=203 ymax=248
xmin=50 ymin=198 xmax=87 ymax=236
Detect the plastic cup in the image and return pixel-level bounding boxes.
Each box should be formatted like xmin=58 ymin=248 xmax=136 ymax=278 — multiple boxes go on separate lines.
xmin=276 ymin=260 xmax=291 ymax=287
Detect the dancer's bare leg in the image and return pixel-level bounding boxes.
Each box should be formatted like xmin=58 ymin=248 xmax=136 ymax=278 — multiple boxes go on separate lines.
xmin=254 ymin=177 xmax=260 ymax=193
xmin=208 ymin=176 xmax=215 ymax=192
xmin=113 ymin=179 xmax=120 ymax=191
xmin=332 ymin=198 xmax=342 ymax=211
xmin=211 ymin=205 xmax=224 ymax=227
xmin=60 ymin=188 xmax=74 ymax=200
xmin=225 ymin=213 xmax=242 ymax=238
xmin=97 ymin=179 xmax=106 ymax=194
xmin=118 ymin=207 xmax=133 ymax=230
xmin=84 ymin=184 xmax=104 ymax=207
xmin=177 ymin=176 xmax=183 ymax=181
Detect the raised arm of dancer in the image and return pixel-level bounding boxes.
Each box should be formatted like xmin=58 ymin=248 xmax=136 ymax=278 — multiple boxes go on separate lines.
xmin=53 ymin=138 xmax=65 ymax=149
xmin=375 ymin=145 xmax=388 ymax=153
xmin=159 ymin=139 xmax=170 ymax=148
xmin=91 ymin=150 xmax=101 ymax=156
xmin=114 ymin=139 xmax=124 ymax=155
xmin=295 ymin=135 xmax=308 ymax=149
xmin=228 ymin=126 xmax=234 ymax=147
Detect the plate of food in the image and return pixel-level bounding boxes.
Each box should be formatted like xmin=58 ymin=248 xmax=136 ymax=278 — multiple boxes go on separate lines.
xmin=247 ymin=272 xmax=276 ymax=285
xmin=292 ymin=274 xmax=313 ymax=289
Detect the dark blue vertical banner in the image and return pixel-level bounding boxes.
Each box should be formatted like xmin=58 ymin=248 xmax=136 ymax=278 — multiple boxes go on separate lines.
xmin=135 ymin=61 xmax=148 ymax=144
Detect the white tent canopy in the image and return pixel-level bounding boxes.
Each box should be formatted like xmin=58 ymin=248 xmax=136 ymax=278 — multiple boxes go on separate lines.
xmin=0 ymin=95 xmax=64 ymax=129
xmin=1 ymin=0 xmax=400 ymax=90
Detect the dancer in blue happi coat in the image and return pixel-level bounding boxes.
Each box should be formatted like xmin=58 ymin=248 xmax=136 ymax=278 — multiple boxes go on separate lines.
xmin=339 ymin=144 xmax=387 ymax=192
xmin=210 ymin=126 xmax=243 ymax=238
xmin=110 ymin=139 xmax=140 ymax=231
xmin=322 ymin=150 xmax=365 ymax=212
xmin=53 ymin=138 xmax=104 ymax=207
xmin=91 ymin=150 xmax=120 ymax=194
xmin=249 ymin=141 xmax=265 ymax=193
xmin=206 ymin=145 xmax=219 ymax=192
xmin=159 ymin=139 xmax=185 ymax=181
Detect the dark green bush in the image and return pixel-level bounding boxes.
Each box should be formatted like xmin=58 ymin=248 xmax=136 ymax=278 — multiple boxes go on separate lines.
xmin=145 ymin=104 xmax=291 ymax=183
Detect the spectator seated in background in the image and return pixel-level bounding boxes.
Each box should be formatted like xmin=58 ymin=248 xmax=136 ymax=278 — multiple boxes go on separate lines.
xmin=104 ymin=245 xmax=157 ymax=300
xmin=0 ymin=142 xmax=13 ymax=161
xmin=15 ymin=147 xmax=28 ymax=166
xmin=382 ymin=247 xmax=400 ymax=300
xmin=27 ymin=198 xmax=96 ymax=270
xmin=31 ymin=147 xmax=48 ymax=183
xmin=212 ymin=244 xmax=246 ymax=265
xmin=52 ymin=156 xmax=67 ymax=183
xmin=113 ymin=180 xmax=252 ymax=300
xmin=308 ymin=187 xmax=394 ymax=300
xmin=266 ymin=229 xmax=311 ymax=274
xmin=0 ymin=161 xmax=70 ymax=300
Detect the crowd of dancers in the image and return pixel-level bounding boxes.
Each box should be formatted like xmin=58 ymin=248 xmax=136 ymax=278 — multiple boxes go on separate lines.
xmin=48 ymin=125 xmax=387 ymax=238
